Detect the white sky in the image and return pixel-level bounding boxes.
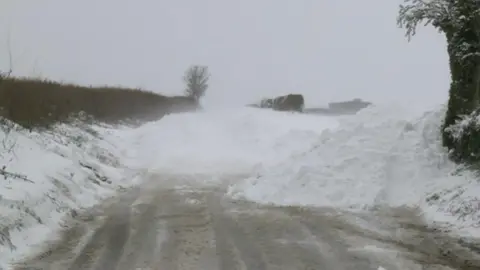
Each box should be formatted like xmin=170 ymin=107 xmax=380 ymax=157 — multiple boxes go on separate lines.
xmin=1 ymin=0 xmax=449 ymax=109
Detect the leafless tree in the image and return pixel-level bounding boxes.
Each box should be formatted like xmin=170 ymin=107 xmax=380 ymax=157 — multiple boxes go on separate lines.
xmin=183 ymin=65 xmax=210 ymax=102
xmin=1 ymin=30 xmax=13 ymax=79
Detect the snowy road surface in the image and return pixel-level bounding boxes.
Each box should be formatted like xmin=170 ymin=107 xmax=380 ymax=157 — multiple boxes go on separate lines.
xmin=12 ymin=177 xmax=480 ymax=270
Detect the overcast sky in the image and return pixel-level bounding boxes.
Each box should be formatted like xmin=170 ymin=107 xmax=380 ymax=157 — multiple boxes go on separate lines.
xmin=1 ymin=0 xmax=449 ymax=109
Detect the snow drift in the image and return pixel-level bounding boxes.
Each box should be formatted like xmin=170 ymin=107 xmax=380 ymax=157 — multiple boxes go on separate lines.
xmin=131 ymin=107 xmax=338 ymax=175
xmin=228 ymin=104 xmax=480 ymax=235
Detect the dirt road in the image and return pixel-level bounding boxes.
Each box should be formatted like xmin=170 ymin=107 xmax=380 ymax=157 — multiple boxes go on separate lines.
xmin=12 ymin=177 xmax=480 ymax=270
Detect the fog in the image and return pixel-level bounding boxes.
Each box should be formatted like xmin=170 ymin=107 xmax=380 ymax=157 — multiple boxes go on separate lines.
xmin=1 ymin=0 xmax=448 ymax=110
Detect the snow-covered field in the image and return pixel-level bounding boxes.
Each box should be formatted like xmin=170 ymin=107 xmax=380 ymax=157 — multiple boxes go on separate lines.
xmin=0 ymin=104 xmax=479 ymax=266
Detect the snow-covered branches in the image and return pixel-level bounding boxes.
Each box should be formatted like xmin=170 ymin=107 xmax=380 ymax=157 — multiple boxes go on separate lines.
xmin=397 ymin=0 xmax=452 ymax=39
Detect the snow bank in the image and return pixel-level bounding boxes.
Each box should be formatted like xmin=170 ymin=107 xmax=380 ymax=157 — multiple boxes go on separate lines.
xmin=228 ymin=104 xmax=480 ymax=235
xmin=130 ymin=107 xmax=338 ymax=175
xmin=0 ymin=120 xmax=142 ymax=267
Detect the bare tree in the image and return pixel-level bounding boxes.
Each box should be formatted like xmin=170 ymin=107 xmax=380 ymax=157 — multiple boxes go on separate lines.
xmin=183 ymin=65 xmax=210 ymax=102
xmin=1 ymin=29 xmax=13 ymax=79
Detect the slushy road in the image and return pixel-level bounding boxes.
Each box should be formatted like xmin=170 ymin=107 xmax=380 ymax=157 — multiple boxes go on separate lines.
xmin=13 ymin=177 xmax=480 ymax=270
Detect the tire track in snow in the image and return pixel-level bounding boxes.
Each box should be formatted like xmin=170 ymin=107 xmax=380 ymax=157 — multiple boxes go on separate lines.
xmin=11 ymin=179 xmax=480 ymax=270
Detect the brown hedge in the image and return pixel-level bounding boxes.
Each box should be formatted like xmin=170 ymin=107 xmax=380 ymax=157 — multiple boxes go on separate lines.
xmin=0 ymin=77 xmax=198 ymax=129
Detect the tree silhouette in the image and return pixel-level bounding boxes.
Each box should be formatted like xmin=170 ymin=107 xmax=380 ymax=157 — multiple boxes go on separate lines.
xmin=183 ymin=65 xmax=210 ymax=102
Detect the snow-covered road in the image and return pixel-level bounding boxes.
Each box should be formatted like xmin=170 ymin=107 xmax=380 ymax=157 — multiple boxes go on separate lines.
xmin=12 ymin=175 xmax=480 ymax=270
xmin=1 ymin=105 xmax=480 ymax=269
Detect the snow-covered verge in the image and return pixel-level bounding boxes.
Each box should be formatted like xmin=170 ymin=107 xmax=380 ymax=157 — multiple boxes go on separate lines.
xmin=228 ymin=104 xmax=480 ymax=237
xmin=0 ymin=119 xmax=143 ymax=268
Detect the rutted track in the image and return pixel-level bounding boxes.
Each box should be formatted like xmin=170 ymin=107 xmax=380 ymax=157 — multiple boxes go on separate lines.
xmin=12 ymin=178 xmax=480 ymax=270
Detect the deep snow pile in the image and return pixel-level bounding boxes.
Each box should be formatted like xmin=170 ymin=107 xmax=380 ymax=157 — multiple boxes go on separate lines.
xmin=131 ymin=107 xmax=338 ymax=176
xmin=0 ymin=120 xmax=142 ymax=267
xmin=228 ymin=104 xmax=480 ymax=235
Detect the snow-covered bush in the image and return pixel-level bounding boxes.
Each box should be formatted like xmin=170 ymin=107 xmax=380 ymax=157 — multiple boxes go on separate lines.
xmin=444 ymin=109 xmax=480 ymax=164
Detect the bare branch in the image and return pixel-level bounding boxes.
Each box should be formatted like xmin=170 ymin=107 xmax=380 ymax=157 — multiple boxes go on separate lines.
xmin=1 ymin=28 xmax=13 ymax=78
xmin=0 ymin=118 xmax=19 ymax=160
xmin=6 ymin=29 xmax=12 ymax=77
xmin=183 ymin=65 xmax=210 ymax=101
xmin=0 ymin=166 xmax=33 ymax=183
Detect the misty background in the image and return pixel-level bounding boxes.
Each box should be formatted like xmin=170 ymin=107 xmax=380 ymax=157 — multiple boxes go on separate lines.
xmin=0 ymin=0 xmax=448 ymax=110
